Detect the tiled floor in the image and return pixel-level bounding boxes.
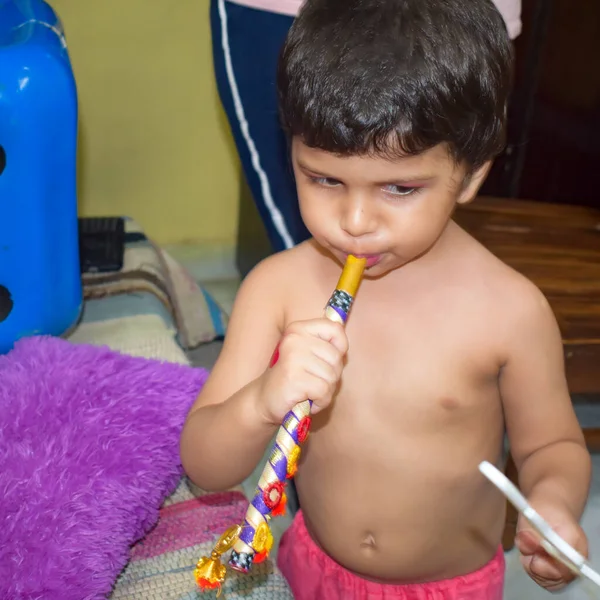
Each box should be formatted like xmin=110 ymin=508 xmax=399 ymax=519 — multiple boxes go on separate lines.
xmin=175 ymin=247 xmax=600 ymax=599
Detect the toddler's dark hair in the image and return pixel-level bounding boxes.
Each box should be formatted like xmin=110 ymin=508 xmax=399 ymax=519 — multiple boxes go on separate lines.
xmin=278 ymin=0 xmax=513 ymax=169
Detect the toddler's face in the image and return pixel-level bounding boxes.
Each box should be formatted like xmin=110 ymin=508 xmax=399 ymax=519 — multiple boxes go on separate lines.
xmin=292 ymin=138 xmax=488 ymax=276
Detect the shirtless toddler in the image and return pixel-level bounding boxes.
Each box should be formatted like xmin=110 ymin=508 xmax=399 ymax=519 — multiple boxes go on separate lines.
xmin=181 ymin=0 xmax=591 ymax=597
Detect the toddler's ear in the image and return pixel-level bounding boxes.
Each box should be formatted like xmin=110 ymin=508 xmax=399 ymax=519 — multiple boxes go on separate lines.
xmin=457 ymin=160 xmax=493 ymax=205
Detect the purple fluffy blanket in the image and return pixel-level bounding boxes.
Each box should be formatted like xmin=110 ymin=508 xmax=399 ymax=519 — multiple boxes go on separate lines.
xmin=0 ymin=337 xmax=208 ymax=600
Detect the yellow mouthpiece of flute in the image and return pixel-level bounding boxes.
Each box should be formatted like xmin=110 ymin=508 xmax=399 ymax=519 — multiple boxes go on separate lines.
xmin=336 ymin=256 xmax=367 ymax=297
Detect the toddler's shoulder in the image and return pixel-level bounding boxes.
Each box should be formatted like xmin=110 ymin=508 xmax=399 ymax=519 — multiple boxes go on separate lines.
xmin=466 ymin=235 xmax=555 ymax=329
xmin=236 ymin=240 xmax=323 ymax=305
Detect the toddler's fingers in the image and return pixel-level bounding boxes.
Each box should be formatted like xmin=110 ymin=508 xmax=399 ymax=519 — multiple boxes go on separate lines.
xmin=520 ymin=553 xmax=565 ymax=582
xmin=310 ymin=338 xmax=344 ymax=375
xmin=324 ymin=321 xmax=350 ymax=355
xmin=515 ymin=529 xmax=541 ymax=556
xmin=305 ymin=358 xmax=339 ymax=389
xmin=288 ymin=319 xmax=349 ymax=355
xmin=305 ymin=377 xmax=334 ymax=414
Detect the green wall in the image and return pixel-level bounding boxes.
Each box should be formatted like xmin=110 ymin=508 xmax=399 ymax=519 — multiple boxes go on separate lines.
xmin=53 ymin=0 xmax=240 ymax=245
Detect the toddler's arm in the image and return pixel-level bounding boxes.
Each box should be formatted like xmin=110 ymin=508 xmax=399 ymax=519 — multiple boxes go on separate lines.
xmin=180 ymin=252 xmax=346 ymax=492
xmin=500 ymin=284 xmax=590 ymax=518
xmin=180 ymin=259 xmax=285 ymax=491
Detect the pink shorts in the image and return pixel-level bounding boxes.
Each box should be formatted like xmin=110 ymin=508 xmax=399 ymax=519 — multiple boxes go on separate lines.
xmin=277 ymin=511 xmax=505 ymax=600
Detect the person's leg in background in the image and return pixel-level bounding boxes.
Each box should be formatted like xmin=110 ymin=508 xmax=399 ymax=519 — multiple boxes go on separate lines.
xmin=210 ymin=0 xmax=309 ymax=255
xmin=210 ymin=0 xmax=302 ymax=514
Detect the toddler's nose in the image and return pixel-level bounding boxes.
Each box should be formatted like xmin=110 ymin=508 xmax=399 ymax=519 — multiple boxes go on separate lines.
xmin=340 ymin=196 xmax=377 ymax=238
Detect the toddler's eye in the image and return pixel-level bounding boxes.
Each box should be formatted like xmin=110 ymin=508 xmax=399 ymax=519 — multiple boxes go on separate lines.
xmin=383 ymin=184 xmax=417 ymax=196
xmin=311 ymin=176 xmax=341 ymax=188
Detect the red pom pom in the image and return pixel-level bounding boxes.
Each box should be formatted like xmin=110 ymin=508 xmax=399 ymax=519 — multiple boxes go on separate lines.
xmin=271 ymin=492 xmax=287 ymax=517
xmin=196 ymin=578 xmax=220 ymax=592
xmin=253 ymin=551 xmax=268 ymax=564
xmin=263 ymin=481 xmax=285 ymax=510
xmin=297 ymin=416 xmax=312 ymax=443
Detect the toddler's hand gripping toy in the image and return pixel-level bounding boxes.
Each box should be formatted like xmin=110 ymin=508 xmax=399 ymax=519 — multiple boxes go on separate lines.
xmin=479 ymin=461 xmax=600 ymax=591
xmin=195 ymin=256 xmax=366 ymax=595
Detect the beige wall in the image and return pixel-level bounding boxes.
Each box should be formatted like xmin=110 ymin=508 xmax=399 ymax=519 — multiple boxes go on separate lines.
xmin=52 ymin=0 xmax=240 ymax=245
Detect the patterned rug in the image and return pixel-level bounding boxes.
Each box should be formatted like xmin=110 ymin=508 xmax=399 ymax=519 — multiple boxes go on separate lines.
xmin=111 ymin=480 xmax=294 ymax=600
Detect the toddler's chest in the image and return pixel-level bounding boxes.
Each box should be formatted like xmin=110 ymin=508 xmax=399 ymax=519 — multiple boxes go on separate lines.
xmin=336 ymin=319 xmax=502 ymax=431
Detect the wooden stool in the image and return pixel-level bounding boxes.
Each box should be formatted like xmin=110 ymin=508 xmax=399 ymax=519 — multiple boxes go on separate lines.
xmin=455 ymin=196 xmax=600 ymax=550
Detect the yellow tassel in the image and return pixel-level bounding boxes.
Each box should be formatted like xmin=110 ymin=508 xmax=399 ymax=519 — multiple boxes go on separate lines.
xmin=286 ymin=445 xmax=301 ymax=479
xmin=252 ymin=522 xmax=271 ymax=554
xmin=195 ymin=552 xmax=226 ymax=596
xmin=253 ymin=526 xmax=274 ymax=564
xmin=195 ymin=524 xmax=242 ymax=596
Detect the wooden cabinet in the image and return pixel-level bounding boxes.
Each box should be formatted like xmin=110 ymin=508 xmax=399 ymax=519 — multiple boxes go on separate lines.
xmin=483 ymin=0 xmax=600 ymax=206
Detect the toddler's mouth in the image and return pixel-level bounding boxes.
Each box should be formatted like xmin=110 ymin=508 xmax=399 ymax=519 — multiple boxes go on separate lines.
xmin=346 ymin=254 xmax=382 ymax=268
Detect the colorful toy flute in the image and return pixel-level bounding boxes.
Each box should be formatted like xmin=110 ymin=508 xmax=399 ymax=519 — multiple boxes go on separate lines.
xmin=195 ymin=255 xmax=366 ymax=595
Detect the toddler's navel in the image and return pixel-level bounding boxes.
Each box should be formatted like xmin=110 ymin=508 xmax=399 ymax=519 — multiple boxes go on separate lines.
xmin=360 ymin=532 xmax=378 ymax=551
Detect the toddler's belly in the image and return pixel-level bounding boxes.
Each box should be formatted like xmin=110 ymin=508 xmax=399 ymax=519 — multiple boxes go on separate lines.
xmin=294 ymin=455 xmax=507 ymax=582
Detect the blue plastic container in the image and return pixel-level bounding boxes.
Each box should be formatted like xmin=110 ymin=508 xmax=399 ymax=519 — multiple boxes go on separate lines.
xmin=0 ymin=0 xmax=82 ymax=353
